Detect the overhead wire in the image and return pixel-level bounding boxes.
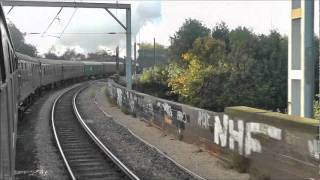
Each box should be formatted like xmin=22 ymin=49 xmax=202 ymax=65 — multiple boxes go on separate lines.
xmin=7 ymin=6 xmax=14 ymax=15
xmin=26 ymin=32 xmax=126 ymax=36
xmin=59 ymin=8 xmax=78 ymax=38
xmin=41 ymin=7 xmax=63 ymax=37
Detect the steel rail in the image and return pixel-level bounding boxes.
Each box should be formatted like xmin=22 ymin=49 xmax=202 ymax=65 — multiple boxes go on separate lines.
xmin=72 ymin=86 xmax=140 ymax=180
xmin=51 ymin=85 xmax=80 ymax=180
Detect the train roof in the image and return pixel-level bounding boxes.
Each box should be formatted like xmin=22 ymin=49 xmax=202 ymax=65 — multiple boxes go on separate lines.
xmin=81 ymin=61 xmax=122 ymax=65
xmin=16 ymin=52 xmax=40 ymax=64
xmin=17 ymin=53 xmax=123 ymax=66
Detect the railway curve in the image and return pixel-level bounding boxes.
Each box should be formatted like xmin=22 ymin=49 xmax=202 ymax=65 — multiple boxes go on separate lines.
xmin=51 ymin=83 xmax=139 ymax=180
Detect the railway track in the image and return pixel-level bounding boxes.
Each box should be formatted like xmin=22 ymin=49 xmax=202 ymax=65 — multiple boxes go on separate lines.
xmin=51 ymin=84 xmax=139 ymax=180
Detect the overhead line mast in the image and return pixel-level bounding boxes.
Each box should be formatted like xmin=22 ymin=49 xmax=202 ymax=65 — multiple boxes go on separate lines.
xmin=288 ymin=0 xmax=314 ymax=118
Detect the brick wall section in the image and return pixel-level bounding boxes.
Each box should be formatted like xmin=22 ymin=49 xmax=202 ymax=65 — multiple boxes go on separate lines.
xmin=106 ymin=79 xmax=319 ymax=179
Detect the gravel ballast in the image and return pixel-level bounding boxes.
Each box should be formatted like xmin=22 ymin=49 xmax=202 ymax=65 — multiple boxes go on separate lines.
xmin=88 ymin=82 xmax=249 ymax=180
xmin=15 ymin=86 xmax=77 ymax=180
xmin=76 ymin=84 xmax=199 ymax=180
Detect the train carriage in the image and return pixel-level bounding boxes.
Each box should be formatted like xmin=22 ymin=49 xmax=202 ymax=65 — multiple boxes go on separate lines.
xmin=39 ymin=58 xmax=63 ymax=87
xmin=0 ymin=10 xmax=123 ymax=179
xmin=101 ymin=61 xmax=123 ymax=75
xmin=61 ymin=60 xmax=84 ymax=80
xmin=17 ymin=53 xmax=41 ymax=103
xmin=83 ymin=61 xmax=104 ymax=77
xmin=0 ymin=5 xmax=18 ymax=179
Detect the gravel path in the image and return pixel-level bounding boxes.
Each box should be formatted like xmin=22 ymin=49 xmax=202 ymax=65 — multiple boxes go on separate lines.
xmin=15 ymin=85 xmax=79 ymax=180
xmin=76 ymin=83 xmax=199 ymax=180
xmin=77 ymin=82 xmax=249 ymax=180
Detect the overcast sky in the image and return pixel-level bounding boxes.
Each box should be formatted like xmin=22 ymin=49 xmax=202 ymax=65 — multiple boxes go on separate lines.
xmin=3 ymin=0 xmax=320 ymax=57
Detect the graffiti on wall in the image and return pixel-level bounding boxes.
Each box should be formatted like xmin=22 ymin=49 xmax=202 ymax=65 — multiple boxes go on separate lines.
xmin=108 ymin=81 xmax=319 ymax=160
xmin=198 ymin=111 xmax=282 ymax=156
xmin=308 ymin=139 xmax=320 ymax=160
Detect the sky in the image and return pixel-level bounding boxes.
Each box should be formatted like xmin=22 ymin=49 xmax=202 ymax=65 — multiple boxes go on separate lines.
xmin=3 ymin=0 xmax=320 ymax=57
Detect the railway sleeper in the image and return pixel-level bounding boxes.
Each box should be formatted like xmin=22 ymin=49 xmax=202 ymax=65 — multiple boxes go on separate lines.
xmin=76 ymin=170 xmax=122 ymax=179
xmin=69 ymin=159 xmax=103 ymax=165
xmin=70 ymin=161 xmax=103 ymax=167
xmin=65 ymin=151 xmax=94 ymax=156
xmin=66 ymin=154 xmax=101 ymax=160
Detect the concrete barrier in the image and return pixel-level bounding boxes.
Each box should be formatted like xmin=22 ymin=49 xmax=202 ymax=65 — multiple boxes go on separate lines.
xmin=106 ymin=79 xmax=319 ymax=179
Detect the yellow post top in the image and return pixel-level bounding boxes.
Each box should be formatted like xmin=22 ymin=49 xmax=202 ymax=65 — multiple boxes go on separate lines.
xmin=291 ymin=8 xmax=301 ymax=19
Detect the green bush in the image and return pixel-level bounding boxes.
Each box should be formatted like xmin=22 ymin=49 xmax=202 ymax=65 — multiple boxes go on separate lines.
xmin=313 ymin=96 xmax=320 ymax=120
xmin=135 ymin=66 xmax=178 ymax=100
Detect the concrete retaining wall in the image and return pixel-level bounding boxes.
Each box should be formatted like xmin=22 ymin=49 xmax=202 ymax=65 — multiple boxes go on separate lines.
xmin=106 ymin=79 xmax=319 ymax=179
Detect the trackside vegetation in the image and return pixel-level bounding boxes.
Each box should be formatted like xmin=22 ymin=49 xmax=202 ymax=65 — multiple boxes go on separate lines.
xmin=136 ymin=19 xmax=320 ymax=118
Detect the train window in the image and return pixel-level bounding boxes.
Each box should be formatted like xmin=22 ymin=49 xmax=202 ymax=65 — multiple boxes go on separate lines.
xmin=15 ymin=57 xmax=18 ymax=70
xmin=11 ymin=51 xmax=17 ymax=70
xmin=7 ymin=43 xmax=12 ymax=73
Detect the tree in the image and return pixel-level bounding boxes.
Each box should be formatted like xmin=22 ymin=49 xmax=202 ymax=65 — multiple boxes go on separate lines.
xmin=60 ymin=48 xmax=85 ymax=60
xmin=136 ymin=21 xmax=301 ymax=113
xmin=44 ymin=46 xmax=60 ymax=59
xmin=227 ymin=27 xmax=257 ymax=72
xmin=250 ymin=31 xmax=288 ymax=111
xmin=87 ymin=50 xmax=110 ymax=60
xmin=167 ymin=53 xmax=215 ymax=106
xmin=136 ymin=65 xmax=176 ymax=100
xmin=8 ymin=23 xmax=37 ymax=57
xmin=44 ymin=52 xmax=60 ymax=59
xmin=212 ymin=22 xmax=230 ymax=53
xmin=137 ymin=42 xmax=168 ymax=68
xmin=169 ymin=18 xmax=210 ymax=63
xmin=190 ymin=36 xmax=226 ymax=65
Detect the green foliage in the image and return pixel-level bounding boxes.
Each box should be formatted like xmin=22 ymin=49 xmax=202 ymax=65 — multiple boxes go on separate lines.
xmin=61 ymin=48 xmax=85 ymax=60
xmin=169 ymin=18 xmax=210 ymax=62
xmin=136 ymin=66 xmax=177 ymax=100
xmin=44 ymin=46 xmax=89 ymax=61
xmin=313 ymin=98 xmax=320 ymax=120
xmin=190 ymin=37 xmax=226 ymax=65
xmin=167 ymin=22 xmax=289 ymax=112
xmin=212 ymin=22 xmax=230 ymax=53
xmin=167 ymin=53 xmax=215 ymax=106
xmin=87 ymin=49 xmax=111 ymax=59
xmin=139 ymin=42 xmax=166 ymax=50
xmin=137 ymin=42 xmax=168 ymax=68
xmin=139 ymin=66 xmax=168 ymax=84
xmin=44 ymin=52 xmax=60 ymax=59
xmin=135 ymin=20 xmax=317 ymax=114
xmin=8 ymin=23 xmax=37 ymax=57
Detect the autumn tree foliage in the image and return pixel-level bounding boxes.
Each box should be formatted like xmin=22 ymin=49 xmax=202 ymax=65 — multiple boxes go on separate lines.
xmin=138 ymin=19 xmax=296 ymax=112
